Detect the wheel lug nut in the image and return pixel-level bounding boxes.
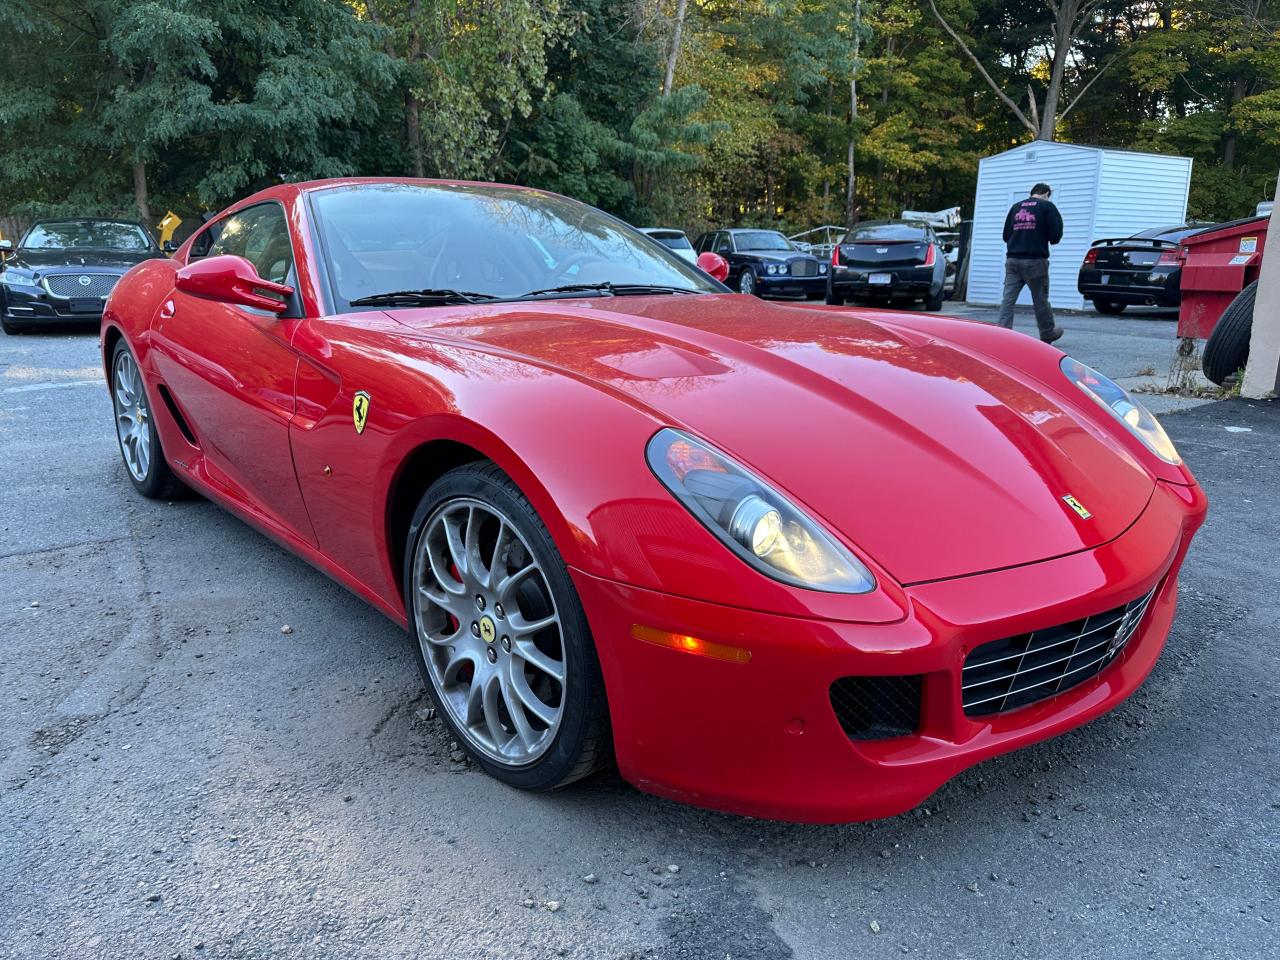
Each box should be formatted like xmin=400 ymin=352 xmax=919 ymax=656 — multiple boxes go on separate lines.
xmin=501 ymin=636 xmax=511 ymax=652
xmin=470 ymin=621 xmax=480 ymax=636
xmin=485 ymin=647 xmax=497 ymax=663
xmin=494 ymin=603 xmax=504 ymax=619
xmin=475 ymin=595 xmax=486 ymax=611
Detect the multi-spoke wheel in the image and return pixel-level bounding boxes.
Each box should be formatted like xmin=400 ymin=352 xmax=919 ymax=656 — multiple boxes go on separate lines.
xmin=405 ymin=463 xmax=611 ymax=789
xmin=110 ymin=340 xmax=183 ymax=499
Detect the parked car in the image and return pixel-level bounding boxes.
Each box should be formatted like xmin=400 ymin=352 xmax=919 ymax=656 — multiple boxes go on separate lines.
xmin=826 ymin=220 xmax=947 ymax=311
xmin=638 ymin=227 xmax=697 ymax=263
xmin=1077 ymin=224 xmax=1209 ymax=315
xmin=692 ymin=228 xmax=827 ymax=298
xmin=0 ymin=218 xmax=166 ymax=334
xmin=103 ymin=177 xmax=1205 ymax=823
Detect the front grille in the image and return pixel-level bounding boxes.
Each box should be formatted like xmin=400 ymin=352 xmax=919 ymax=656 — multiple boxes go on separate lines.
xmin=830 ymin=675 xmax=922 ymax=740
xmin=962 ymin=587 xmax=1158 ymax=717
xmin=789 ymin=260 xmax=818 ymax=277
xmin=43 ymin=273 xmax=119 ymax=299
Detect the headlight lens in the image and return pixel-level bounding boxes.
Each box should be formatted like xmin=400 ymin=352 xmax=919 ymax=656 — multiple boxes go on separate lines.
xmin=646 ymin=428 xmax=876 ymax=593
xmin=819 ymin=263 xmax=828 ymax=274
xmin=766 ymin=264 xmax=779 ymax=275
xmin=1061 ymin=357 xmax=1181 ymax=465
xmin=0 ymin=272 xmax=38 ymax=287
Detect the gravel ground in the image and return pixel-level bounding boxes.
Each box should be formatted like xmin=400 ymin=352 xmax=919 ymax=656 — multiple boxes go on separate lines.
xmin=1 ymin=309 xmax=1276 ymax=960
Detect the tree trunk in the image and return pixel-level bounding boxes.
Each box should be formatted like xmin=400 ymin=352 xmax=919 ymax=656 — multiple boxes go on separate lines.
xmin=1038 ymin=5 xmax=1075 ymax=140
xmin=845 ymin=0 xmax=861 ymax=229
xmin=405 ymin=91 xmax=424 ymax=177
xmin=133 ymin=160 xmax=151 ymax=224
xmin=662 ymin=0 xmax=688 ymax=96
xmin=1223 ymin=75 xmax=1248 ymax=171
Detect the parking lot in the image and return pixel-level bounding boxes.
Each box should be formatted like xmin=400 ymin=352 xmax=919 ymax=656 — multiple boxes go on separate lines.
xmin=1 ymin=306 xmax=1276 ymax=960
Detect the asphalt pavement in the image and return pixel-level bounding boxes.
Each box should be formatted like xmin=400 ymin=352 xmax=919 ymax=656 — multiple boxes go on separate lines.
xmin=1 ymin=307 xmax=1275 ymax=960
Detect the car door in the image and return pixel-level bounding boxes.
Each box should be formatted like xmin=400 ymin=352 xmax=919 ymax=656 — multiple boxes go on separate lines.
xmin=715 ymin=233 xmax=744 ymax=284
xmin=148 ymin=202 xmax=317 ymax=545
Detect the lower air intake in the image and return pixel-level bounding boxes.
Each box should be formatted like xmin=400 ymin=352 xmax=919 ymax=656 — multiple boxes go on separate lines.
xmin=829 ymin=675 xmax=922 ymax=740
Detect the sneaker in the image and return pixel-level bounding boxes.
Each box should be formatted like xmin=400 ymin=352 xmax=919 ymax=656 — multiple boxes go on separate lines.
xmin=1041 ymin=326 xmax=1064 ymax=344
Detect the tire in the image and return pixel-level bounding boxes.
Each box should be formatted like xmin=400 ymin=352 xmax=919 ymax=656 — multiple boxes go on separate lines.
xmin=403 ymin=462 xmax=612 ymax=791
xmin=1094 ymin=300 xmax=1126 ymax=315
xmin=1202 ymin=280 xmax=1256 ymax=386
xmin=738 ymin=270 xmax=757 ymax=296
xmin=825 ymin=287 xmax=845 ymax=306
xmin=923 ymin=289 xmax=945 ymax=311
xmin=110 ymin=340 xmax=185 ymax=499
xmin=1 ymin=316 xmax=23 ymax=334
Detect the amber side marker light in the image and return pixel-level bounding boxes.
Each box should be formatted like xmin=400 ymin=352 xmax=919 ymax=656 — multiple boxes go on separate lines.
xmin=631 ymin=624 xmax=752 ymax=664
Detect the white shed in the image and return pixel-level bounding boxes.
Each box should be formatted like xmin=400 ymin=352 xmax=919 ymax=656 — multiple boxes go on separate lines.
xmin=966 ymin=142 xmax=1193 ymax=310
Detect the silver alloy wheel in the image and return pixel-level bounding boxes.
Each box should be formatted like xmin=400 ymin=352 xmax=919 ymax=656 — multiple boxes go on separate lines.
xmin=412 ymin=497 xmax=567 ymax=766
xmin=112 ymin=351 xmax=151 ymax=482
xmin=739 ymin=271 xmax=756 ymax=294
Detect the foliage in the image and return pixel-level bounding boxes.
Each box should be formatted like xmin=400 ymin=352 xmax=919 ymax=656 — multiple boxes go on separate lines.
xmin=0 ymin=0 xmax=1275 ymax=233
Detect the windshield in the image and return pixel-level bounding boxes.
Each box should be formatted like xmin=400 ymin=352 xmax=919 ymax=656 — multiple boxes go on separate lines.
xmin=734 ymin=231 xmax=793 ymax=251
xmin=22 ymin=221 xmax=152 ymax=251
xmin=311 ymin=184 xmax=721 ymax=310
xmin=843 ymin=222 xmax=927 ymax=242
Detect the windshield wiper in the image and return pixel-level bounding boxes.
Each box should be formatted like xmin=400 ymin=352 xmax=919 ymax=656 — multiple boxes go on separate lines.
xmin=348 ymin=288 xmax=500 ymax=307
xmin=518 ymin=282 xmax=702 ymax=299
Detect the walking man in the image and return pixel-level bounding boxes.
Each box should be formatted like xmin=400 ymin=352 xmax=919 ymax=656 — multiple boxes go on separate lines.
xmin=998 ymin=183 xmax=1064 ymax=342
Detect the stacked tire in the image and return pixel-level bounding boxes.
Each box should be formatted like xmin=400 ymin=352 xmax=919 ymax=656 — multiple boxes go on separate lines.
xmin=1202 ymin=281 xmax=1256 ymax=386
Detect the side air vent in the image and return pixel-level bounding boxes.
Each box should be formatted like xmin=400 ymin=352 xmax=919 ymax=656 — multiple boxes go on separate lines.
xmin=156 ymin=384 xmax=199 ymax=446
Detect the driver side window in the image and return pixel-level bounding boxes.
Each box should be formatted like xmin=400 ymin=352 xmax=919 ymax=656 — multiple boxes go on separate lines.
xmin=715 ymin=233 xmax=732 ymax=255
xmin=207 ymin=204 xmax=294 ymax=284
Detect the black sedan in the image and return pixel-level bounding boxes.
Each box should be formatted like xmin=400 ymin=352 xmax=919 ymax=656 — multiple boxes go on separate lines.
xmin=1077 ymin=224 xmax=1208 ymax=315
xmin=692 ymin=229 xmax=827 ymax=298
xmin=0 ymin=219 xmax=166 ymax=334
xmin=826 ymin=220 xmax=946 ymax=310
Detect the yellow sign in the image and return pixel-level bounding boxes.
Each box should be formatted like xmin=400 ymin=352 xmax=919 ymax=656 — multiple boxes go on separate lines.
xmin=158 ymin=211 xmax=182 ymax=247
xmin=1062 ymin=494 xmax=1092 ymax=520
xmin=352 ymin=391 xmax=371 ymax=434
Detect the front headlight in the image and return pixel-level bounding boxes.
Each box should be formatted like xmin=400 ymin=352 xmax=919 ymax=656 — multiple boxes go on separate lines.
xmin=0 ymin=272 xmax=38 ymax=287
xmin=819 ymin=263 xmax=828 ymax=274
xmin=766 ymin=264 xmax=779 ymax=275
xmin=1061 ymin=357 xmax=1181 ymax=465
xmin=646 ymin=428 xmax=876 ymax=593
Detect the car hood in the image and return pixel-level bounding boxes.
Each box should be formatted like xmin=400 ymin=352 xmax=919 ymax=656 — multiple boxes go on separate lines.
xmin=5 ymin=249 xmax=157 ymax=272
xmin=390 ymin=295 xmax=1156 ymax=584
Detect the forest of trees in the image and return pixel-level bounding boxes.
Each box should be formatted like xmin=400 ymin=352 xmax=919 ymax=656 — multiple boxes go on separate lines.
xmin=1 ymin=0 xmax=1276 ymax=238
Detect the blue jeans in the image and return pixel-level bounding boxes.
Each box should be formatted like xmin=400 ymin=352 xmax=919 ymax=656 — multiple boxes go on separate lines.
xmin=997 ymin=258 xmax=1055 ymax=336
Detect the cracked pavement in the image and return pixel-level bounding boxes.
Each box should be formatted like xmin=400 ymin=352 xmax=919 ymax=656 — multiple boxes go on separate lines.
xmin=1 ymin=311 xmax=1276 ymax=959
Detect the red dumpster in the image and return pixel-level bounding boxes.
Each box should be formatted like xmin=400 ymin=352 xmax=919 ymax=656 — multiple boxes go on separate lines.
xmin=1178 ymin=215 xmax=1269 ymax=339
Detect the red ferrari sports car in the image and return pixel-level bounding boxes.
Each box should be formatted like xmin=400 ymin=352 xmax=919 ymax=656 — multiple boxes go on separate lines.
xmin=102 ymin=178 xmax=1206 ymax=823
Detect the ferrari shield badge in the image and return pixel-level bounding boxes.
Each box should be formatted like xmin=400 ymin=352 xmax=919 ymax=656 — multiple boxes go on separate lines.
xmin=1062 ymin=494 xmax=1092 ymax=520
xmin=352 ymin=391 xmax=371 ymax=435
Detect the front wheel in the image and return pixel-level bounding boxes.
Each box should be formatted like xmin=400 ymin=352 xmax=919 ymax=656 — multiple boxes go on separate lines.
xmin=404 ymin=462 xmax=612 ymax=790
xmin=111 ymin=340 xmax=184 ymax=499
xmin=738 ymin=270 xmax=757 ymax=296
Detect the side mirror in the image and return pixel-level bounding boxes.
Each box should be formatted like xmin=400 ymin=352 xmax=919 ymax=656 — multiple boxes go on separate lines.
xmin=162 ymin=240 xmax=178 ymax=254
xmin=697 ymin=251 xmax=730 ymax=283
xmin=175 ymin=254 xmax=293 ymax=314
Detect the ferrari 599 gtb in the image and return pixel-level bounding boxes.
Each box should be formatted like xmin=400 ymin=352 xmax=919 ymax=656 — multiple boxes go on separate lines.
xmin=101 ymin=178 xmax=1205 ymax=823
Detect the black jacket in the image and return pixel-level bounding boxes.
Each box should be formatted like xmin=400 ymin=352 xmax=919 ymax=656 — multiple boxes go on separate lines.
xmin=1003 ymin=197 xmax=1063 ymax=259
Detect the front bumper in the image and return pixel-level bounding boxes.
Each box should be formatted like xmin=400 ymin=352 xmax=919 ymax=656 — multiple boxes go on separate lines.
xmin=755 ymin=273 xmax=826 ymax=298
xmin=574 ymin=479 xmax=1206 ymax=823
xmin=1 ymin=285 xmax=107 ymax=324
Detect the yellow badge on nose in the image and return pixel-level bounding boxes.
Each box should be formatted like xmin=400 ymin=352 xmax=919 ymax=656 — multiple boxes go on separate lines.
xmin=1062 ymin=494 xmax=1092 ymax=520
xmin=352 ymin=391 xmax=371 ymax=435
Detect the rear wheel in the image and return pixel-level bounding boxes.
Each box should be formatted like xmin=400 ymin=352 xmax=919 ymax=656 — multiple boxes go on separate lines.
xmin=1094 ymin=300 xmax=1126 ymax=315
xmin=825 ymin=286 xmax=845 ymax=306
xmin=111 ymin=340 xmax=184 ymax=499
xmin=1202 ymin=280 xmax=1256 ymax=386
xmin=404 ymin=463 xmax=612 ymax=790
xmin=923 ymin=289 xmax=945 ymax=311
